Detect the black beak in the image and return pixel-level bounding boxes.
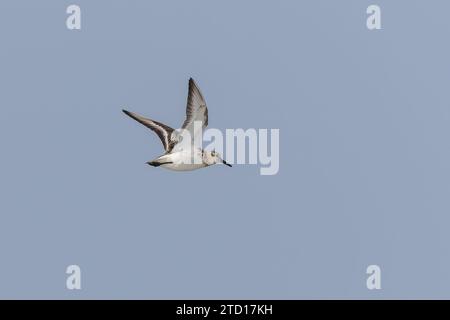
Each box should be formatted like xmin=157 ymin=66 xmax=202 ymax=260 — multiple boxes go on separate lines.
xmin=223 ymin=160 xmax=232 ymax=167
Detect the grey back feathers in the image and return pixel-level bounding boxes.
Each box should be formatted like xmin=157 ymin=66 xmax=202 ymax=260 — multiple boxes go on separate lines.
xmin=182 ymin=78 xmax=209 ymax=134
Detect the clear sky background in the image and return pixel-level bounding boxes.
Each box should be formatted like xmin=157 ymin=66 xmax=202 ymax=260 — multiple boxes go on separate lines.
xmin=0 ymin=0 xmax=450 ymax=299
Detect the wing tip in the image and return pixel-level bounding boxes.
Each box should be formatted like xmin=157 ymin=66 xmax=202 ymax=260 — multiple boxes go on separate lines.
xmin=122 ymin=109 xmax=141 ymax=122
xmin=122 ymin=109 xmax=133 ymax=117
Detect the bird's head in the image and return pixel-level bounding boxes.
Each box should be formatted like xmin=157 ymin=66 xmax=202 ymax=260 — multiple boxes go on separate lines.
xmin=205 ymin=149 xmax=232 ymax=167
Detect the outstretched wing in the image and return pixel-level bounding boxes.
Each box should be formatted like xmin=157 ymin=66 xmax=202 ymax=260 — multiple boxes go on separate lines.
xmin=181 ymin=78 xmax=208 ymax=139
xmin=122 ymin=109 xmax=179 ymax=152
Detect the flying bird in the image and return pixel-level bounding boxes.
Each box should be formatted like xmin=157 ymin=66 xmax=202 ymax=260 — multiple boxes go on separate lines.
xmin=122 ymin=78 xmax=232 ymax=171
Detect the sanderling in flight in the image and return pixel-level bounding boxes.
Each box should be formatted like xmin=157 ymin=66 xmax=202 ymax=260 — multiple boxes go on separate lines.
xmin=123 ymin=78 xmax=232 ymax=171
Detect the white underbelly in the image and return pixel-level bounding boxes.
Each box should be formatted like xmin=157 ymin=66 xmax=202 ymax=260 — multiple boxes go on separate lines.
xmin=161 ymin=162 xmax=206 ymax=171
xmin=157 ymin=150 xmax=206 ymax=171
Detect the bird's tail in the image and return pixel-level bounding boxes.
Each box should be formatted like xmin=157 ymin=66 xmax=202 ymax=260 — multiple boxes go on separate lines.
xmin=146 ymin=154 xmax=173 ymax=167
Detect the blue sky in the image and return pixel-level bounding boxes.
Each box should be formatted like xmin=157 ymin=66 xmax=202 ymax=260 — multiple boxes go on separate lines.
xmin=0 ymin=0 xmax=450 ymax=298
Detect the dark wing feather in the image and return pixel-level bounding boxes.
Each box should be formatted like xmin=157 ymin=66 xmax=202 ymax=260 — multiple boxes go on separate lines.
xmin=122 ymin=109 xmax=177 ymax=152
